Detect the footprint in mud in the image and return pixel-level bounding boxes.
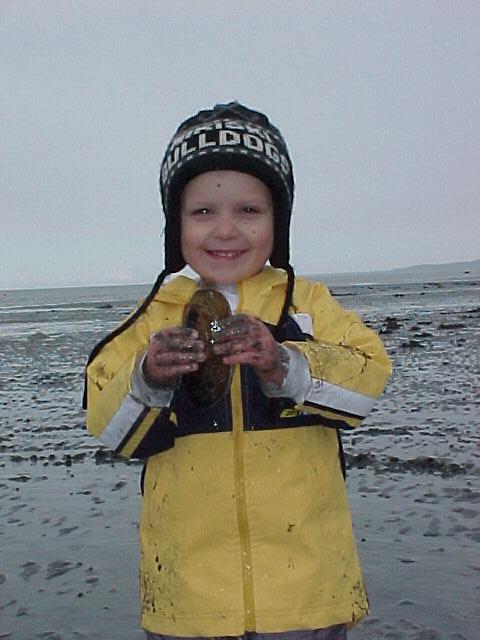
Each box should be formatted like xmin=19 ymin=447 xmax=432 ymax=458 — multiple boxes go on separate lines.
xmin=46 ymin=560 xmax=82 ymax=579
xmin=423 ymin=517 xmax=441 ymax=537
xmin=466 ymin=530 xmax=480 ymax=543
xmin=58 ymin=526 xmax=79 ymax=536
xmin=452 ymin=507 xmax=478 ymax=519
xmin=19 ymin=562 xmax=41 ymax=581
xmin=0 ymin=599 xmax=16 ymax=612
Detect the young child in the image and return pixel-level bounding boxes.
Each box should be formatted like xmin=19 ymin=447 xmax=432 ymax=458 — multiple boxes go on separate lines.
xmin=85 ymin=102 xmax=392 ymax=640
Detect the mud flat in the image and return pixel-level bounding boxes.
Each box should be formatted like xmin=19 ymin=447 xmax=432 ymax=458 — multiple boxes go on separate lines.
xmin=0 ymin=278 xmax=478 ymax=639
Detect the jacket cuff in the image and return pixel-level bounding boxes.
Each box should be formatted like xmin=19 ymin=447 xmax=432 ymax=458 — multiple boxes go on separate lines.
xmin=261 ymin=345 xmax=312 ymax=404
xmin=130 ymin=352 xmax=175 ymax=408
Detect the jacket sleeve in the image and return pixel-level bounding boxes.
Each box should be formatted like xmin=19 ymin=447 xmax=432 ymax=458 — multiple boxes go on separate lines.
xmin=284 ymin=281 xmax=392 ymax=430
xmin=85 ymin=306 xmax=178 ymax=459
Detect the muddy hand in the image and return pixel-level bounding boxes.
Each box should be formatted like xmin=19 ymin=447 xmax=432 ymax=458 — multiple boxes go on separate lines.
xmin=144 ymin=327 xmax=205 ymax=387
xmin=213 ymin=315 xmax=285 ymax=387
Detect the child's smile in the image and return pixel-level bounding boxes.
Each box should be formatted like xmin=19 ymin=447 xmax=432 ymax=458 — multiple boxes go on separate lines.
xmin=180 ymin=170 xmax=274 ymax=285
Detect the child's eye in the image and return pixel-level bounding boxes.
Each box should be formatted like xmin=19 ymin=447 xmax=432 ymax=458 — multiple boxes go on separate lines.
xmin=192 ymin=207 xmax=211 ymax=216
xmin=241 ymin=206 xmax=258 ymax=214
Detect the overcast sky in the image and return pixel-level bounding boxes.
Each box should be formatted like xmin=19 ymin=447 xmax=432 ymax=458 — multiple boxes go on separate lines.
xmin=2 ymin=1 xmax=479 ymax=289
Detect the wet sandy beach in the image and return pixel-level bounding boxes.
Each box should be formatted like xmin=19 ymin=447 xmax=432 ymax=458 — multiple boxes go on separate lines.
xmin=1 ymin=276 xmax=478 ymax=639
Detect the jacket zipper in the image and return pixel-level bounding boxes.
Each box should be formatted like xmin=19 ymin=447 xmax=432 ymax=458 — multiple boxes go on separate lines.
xmin=231 ymin=286 xmax=256 ymax=631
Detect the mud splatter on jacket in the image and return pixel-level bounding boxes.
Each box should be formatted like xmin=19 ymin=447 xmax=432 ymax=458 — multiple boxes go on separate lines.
xmin=86 ymin=267 xmax=392 ymax=636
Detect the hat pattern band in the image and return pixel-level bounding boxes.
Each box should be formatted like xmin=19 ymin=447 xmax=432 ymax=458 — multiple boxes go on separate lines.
xmin=160 ymin=119 xmax=293 ymax=199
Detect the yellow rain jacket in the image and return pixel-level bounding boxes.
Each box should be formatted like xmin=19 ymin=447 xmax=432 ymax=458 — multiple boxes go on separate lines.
xmin=86 ymin=267 xmax=391 ymax=636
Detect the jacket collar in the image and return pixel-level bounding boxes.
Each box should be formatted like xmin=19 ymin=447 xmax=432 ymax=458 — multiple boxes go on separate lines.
xmin=154 ymin=266 xmax=288 ymax=325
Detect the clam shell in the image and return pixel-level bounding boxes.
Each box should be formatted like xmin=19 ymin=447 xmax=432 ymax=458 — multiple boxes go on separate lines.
xmin=182 ymin=286 xmax=232 ymax=407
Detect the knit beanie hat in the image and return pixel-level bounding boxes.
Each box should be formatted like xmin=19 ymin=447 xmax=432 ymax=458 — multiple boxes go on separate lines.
xmin=159 ymin=102 xmax=295 ymax=273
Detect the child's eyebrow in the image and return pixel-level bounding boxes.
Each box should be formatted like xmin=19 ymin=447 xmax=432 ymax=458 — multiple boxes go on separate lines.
xmin=186 ymin=196 xmax=269 ymax=205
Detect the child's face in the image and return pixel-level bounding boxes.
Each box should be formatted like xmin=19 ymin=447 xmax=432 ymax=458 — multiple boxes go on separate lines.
xmin=180 ymin=170 xmax=274 ymax=285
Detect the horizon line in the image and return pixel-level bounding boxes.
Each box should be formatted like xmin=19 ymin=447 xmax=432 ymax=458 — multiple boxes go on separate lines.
xmin=1 ymin=258 xmax=478 ymax=292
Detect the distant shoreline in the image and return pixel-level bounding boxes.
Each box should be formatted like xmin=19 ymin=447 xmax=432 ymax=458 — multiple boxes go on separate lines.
xmin=2 ymin=259 xmax=479 ymax=292
xmin=306 ymin=258 xmax=479 ymax=287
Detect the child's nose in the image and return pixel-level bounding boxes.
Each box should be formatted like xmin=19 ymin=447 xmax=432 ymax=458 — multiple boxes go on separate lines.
xmin=214 ymin=212 xmax=238 ymax=238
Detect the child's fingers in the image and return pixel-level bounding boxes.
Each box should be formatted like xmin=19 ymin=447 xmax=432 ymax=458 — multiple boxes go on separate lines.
xmin=214 ymin=316 xmax=274 ymax=358
xmin=213 ymin=337 xmax=258 ymax=356
xmin=143 ymin=351 xmax=203 ymax=386
xmin=215 ymin=336 xmax=277 ymax=370
xmin=217 ymin=324 xmax=282 ymax=373
xmin=150 ymin=327 xmax=204 ymax=355
xmin=144 ymin=327 xmax=206 ymax=385
xmin=220 ymin=348 xmax=270 ymax=366
xmin=151 ymin=327 xmax=200 ymax=346
xmin=150 ymin=350 xmax=206 ymax=367
xmin=147 ymin=344 xmax=206 ymax=377
xmin=149 ymin=360 xmax=200 ymax=377
xmin=215 ymin=315 xmax=252 ymax=341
